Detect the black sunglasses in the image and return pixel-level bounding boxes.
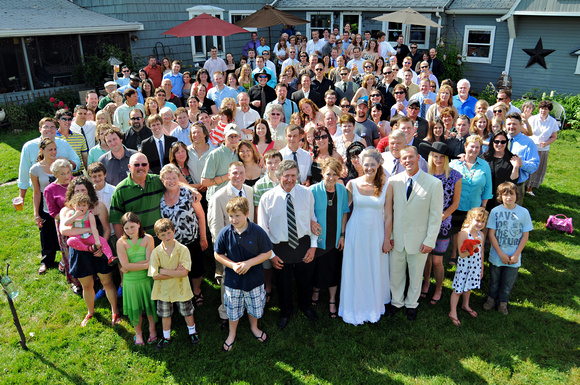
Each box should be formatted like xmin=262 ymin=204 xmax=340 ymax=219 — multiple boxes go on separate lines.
xmin=494 ymin=140 xmax=507 ymax=144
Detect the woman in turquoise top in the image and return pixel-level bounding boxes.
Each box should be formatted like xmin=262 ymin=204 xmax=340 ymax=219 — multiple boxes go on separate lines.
xmin=88 ymin=123 xmax=111 ymax=165
xmin=117 ymin=212 xmax=158 ymax=345
xmin=449 ymin=135 xmax=493 ymax=263
xmin=309 ymin=158 xmax=350 ymax=318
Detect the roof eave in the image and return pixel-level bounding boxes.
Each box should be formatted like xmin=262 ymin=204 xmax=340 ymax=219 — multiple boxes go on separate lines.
xmin=0 ymin=23 xmax=144 ymax=38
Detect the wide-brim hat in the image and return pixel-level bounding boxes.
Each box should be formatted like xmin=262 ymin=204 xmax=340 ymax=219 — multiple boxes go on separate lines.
xmin=418 ymin=141 xmax=457 ymax=159
xmin=253 ymin=69 xmax=271 ymax=82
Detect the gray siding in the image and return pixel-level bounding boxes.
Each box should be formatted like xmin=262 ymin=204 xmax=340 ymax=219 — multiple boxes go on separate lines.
xmin=445 ymin=14 xmax=511 ymax=95
xmin=508 ymin=16 xmax=580 ymax=97
xmin=74 ymin=0 xmax=270 ymax=67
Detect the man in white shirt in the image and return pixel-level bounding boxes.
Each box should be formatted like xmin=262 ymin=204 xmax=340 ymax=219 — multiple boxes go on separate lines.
xmin=409 ymin=78 xmax=437 ymax=119
xmin=113 ymin=88 xmax=146 ymax=133
xmin=71 ymin=104 xmax=96 ymax=149
xmin=279 ymin=124 xmax=312 ymax=185
xmin=346 ymin=47 xmax=365 ymax=73
xmin=397 ymin=56 xmax=418 ymax=84
xmin=170 ymin=107 xmax=192 ymax=145
xmin=377 ymin=31 xmax=396 ymax=59
xmin=261 ymin=50 xmax=277 ymax=74
xmin=235 ymin=92 xmax=261 ymax=140
xmin=258 ymin=159 xmax=318 ymax=329
xmin=306 ymin=30 xmax=325 ymax=58
xmin=281 ymin=47 xmax=299 ymax=74
xmin=203 ymin=46 xmax=227 ymax=78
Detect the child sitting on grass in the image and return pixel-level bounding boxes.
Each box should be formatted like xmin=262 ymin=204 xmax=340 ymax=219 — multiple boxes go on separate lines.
xmin=64 ymin=193 xmax=114 ymax=264
xmin=149 ymin=218 xmax=200 ymax=350
xmin=484 ymin=181 xmax=533 ymax=315
xmin=214 ymin=197 xmax=273 ymax=352
xmin=117 ymin=212 xmax=157 ymax=345
xmin=449 ymin=207 xmax=488 ymax=327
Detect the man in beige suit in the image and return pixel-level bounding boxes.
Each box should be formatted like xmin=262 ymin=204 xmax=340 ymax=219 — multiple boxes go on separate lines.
xmin=387 ymin=145 xmax=443 ymax=320
xmin=208 ymin=161 xmax=255 ymax=328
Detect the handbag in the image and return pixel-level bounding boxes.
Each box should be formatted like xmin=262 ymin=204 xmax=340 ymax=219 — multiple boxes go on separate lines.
xmin=546 ymin=214 xmax=573 ymax=234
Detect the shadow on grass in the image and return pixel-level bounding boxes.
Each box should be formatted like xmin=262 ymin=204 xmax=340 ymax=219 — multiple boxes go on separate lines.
xmin=29 ymin=349 xmax=88 ymax=384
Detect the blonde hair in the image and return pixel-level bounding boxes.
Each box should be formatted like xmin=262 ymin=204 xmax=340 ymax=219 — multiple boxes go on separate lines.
xmin=461 ymin=207 xmax=489 ymax=230
xmin=427 ymin=151 xmax=450 ymax=178
xmin=226 ymin=196 xmax=250 ymax=215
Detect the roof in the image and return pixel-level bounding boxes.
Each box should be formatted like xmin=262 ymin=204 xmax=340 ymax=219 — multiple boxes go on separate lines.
xmin=276 ymin=0 xmax=448 ymax=10
xmin=515 ymin=0 xmax=580 ymax=13
xmin=446 ymin=0 xmax=516 ymax=11
xmin=0 ymin=0 xmax=143 ymax=38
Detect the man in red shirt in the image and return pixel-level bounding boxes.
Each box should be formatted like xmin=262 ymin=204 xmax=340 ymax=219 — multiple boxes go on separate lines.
xmin=143 ymin=55 xmax=163 ymax=88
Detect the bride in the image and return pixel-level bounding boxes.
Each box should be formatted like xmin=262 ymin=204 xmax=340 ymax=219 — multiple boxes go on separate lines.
xmin=339 ymin=148 xmax=392 ymax=325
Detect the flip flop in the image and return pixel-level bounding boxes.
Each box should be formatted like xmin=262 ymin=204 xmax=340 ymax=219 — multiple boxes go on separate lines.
xmin=222 ymin=339 xmax=235 ymax=352
xmin=147 ymin=335 xmax=158 ymax=344
xmin=462 ymin=307 xmax=478 ymax=318
xmin=253 ymin=331 xmax=269 ymax=343
xmin=420 ymin=291 xmax=428 ymax=299
xmin=448 ymin=314 xmax=461 ymax=327
xmin=81 ymin=314 xmax=93 ymax=327
xmin=134 ymin=333 xmax=144 ymax=346
xmin=430 ymin=297 xmax=441 ymax=305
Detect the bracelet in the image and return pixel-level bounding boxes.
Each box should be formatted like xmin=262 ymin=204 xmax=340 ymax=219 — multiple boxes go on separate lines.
xmin=340 ymin=232 xmax=345 ymax=237
xmin=200 ymin=237 xmax=207 ymax=240
xmin=35 ymin=216 xmax=41 ymax=219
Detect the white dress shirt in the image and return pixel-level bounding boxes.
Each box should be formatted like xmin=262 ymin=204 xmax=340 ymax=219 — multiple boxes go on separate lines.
xmin=258 ymin=184 xmax=317 ymax=255
xmin=279 ymin=146 xmax=312 ymax=184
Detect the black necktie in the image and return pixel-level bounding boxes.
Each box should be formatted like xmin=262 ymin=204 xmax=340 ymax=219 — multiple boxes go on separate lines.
xmin=286 ymin=193 xmax=299 ymax=249
xmin=406 ymin=178 xmax=413 ymax=200
xmin=260 ymin=87 xmax=266 ymax=116
xmin=508 ymin=138 xmax=513 ymax=151
xmin=292 ymin=151 xmax=298 ymax=164
xmin=343 ymin=82 xmax=347 ymax=93
xmin=239 ymin=190 xmax=243 ymax=197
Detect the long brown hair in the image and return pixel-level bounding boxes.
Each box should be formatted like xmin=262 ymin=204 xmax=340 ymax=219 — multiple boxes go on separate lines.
xmin=360 ymin=148 xmax=385 ymax=197
xmin=121 ymin=212 xmax=145 ymax=239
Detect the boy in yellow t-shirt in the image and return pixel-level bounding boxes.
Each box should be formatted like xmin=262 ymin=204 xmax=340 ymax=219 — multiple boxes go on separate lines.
xmin=149 ymin=218 xmax=199 ymax=350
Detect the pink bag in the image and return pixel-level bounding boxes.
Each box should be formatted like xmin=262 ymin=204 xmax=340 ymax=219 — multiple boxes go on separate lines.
xmin=546 ymin=214 xmax=573 ymax=234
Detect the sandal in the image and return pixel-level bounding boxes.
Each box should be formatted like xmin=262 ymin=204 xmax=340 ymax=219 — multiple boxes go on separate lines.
xmin=430 ymin=294 xmax=442 ymax=305
xmin=134 ymin=333 xmax=144 ymax=346
xmin=253 ymin=331 xmax=269 ymax=343
xmin=81 ymin=313 xmax=93 ymax=327
xmin=147 ymin=335 xmax=158 ymax=344
xmin=449 ymin=314 xmax=461 ymax=327
xmin=420 ymin=291 xmax=428 ymax=299
xmin=222 ymin=339 xmax=235 ymax=352
xmin=461 ymin=307 xmax=478 ymax=318
xmin=311 ymin=288 xmax=320 ymax=307
xmin=329 ymin=302 xmax=338 ymax=319
xmin=111 ymin=313 xmax=122 ymax=326
xmin=193 ymin=291 xmax=204 ymax=307
xmin=449 ymin=257 xmax=457 ymax=265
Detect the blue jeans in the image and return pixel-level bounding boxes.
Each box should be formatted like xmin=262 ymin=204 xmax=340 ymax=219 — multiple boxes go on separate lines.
xmin=488 ymin=264 xmax=519 ymax=303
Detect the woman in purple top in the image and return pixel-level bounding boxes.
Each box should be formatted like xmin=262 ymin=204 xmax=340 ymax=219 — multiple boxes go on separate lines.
xmin=418 ymin=142 xmax=462 ymax=305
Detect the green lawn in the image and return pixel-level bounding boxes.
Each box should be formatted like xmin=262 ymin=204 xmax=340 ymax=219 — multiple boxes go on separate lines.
xmin=1 ymin=130 xmax=578 ymax=384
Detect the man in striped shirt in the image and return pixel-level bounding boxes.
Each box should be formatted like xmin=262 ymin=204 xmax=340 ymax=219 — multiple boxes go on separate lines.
xmin=55 ymin=108 xmax=88 ymax=173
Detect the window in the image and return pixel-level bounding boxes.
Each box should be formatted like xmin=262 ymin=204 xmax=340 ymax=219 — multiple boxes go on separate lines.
xmin=382 ymin=21 xmax=431 ymax=49
xmin=187 ymin=6 xmax=225 ymax=61
xmin=230 ymin=11 xmax=257 ymax=32
xmin=307 ymin=12 xmax=333 ymax=37
xmin=0 ymin=38 xmax=31 ymax=92
xmin=463 ymin=26 xmax=496 ymax=64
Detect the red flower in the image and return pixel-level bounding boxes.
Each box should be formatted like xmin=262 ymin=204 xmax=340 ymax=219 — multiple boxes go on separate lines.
xmin=49 ymin=97 xmax=55 ymax=102
xmin=58 ymin=101 xmax=64 ymax=107
xmin=54 ymin=103 xmax=58 ymax=108
xmin=65 ymin=106 xmax=69 ymax=109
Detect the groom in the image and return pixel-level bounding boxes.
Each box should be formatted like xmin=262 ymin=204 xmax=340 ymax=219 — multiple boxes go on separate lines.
xmin=388 ymin=146 xmax=443 ymax=320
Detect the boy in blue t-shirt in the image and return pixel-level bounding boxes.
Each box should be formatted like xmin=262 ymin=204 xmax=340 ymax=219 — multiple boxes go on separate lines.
xmin=214 ymin=197 xmax=273 ymax=352
xmin=485 ymin=181 xmax=533 ymax=315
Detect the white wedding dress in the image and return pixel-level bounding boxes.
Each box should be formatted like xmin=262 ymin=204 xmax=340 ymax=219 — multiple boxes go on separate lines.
xmin=339 ymin=182 xmax=390 ymax=325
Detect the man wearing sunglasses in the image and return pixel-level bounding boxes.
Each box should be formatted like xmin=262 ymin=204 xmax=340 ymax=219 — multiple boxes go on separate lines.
xmin=312 ymin=63 xmax=334 ymax=96
xmin=248 ymin=69 xmax=277 ymax=117
xmin=378 ymin=65 xmax=398 ymax=112
xmin=114 ymin=65 xmax=132 ymax=87
xmin=334 ymin=66 xmax=358 ymax=102
xmin=56 ymin=109 xmax=88 ymax=173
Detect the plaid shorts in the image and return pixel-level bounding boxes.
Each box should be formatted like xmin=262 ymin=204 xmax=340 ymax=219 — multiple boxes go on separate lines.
xmin=156 ymin=299 xmax=194 ymax=318
xmin=224 ymin=285 xmax=266 ymax=321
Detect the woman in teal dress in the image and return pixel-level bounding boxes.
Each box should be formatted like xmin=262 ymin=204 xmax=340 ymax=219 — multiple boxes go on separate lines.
xmin=117 ymin=212 xmax=157 ymax=345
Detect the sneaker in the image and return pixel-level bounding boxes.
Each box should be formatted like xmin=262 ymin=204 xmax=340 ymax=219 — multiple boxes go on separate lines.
xmin=526 ymin=190 xmax=535 ymax=196
xmin=94 ymin=289 xmax=106 ymax=301
xmin=483 ymin=297 xmax=496 ymax=311
xmin=189 ymin=332 xmax=200 ymax=346
xmin=156 ymin=338 xmax=171 ymax=351
xmin=498 ymin=302 xmax=509 ymax=315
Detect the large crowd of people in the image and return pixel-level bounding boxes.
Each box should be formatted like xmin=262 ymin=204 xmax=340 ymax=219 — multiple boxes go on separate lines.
xmin=17 ymin=27 xmax=559 ymax=352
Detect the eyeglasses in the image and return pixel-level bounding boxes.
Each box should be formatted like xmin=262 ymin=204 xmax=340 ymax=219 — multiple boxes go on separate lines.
xmin=411 ymin=46 xmax=418 ymax=49
xmin=493 ymin=110 xmax=503 ymax=113
xmin=494 ymin=140 xmax=507 ymax=144
xmin=132 ymin=162 xmax=149 ymax=168
xmin=130 ymin=117 xmax=142 ymax=121
xmin=60 ymin=117 xmax=73 ymax=121
xmin=258 ymin=75 xmax=268 ymax=79
xmin=315 ymin=134 xmax=329 ymax=140
xmin=497 ymin=97 xmax=505 ymax=101
xmin=340 ymin=104 xmax=350 ymax=108
xmin=270 ymin=113 xmax=281 ymax=116
xmin=263 ymin=52 xmax=270 ymax=55
xmin=394 ymin=91 xmax=405 ymax=95
xmin=340 ymin=72 xmax=349 ymax=76
xmin=370 ymin=94 xmax=381 ymax=98
xmin=122 ymin=70 xmax=130 ymax=73
xmin=315 ymin=68 xmax=324 ymax=71
xmin=364 ymin=65 xmax=372 ymax=69
xmin=383 ymin=71 xmax=393 ymax=75
xmin=408 ymin=106 xmax=420 ymax=110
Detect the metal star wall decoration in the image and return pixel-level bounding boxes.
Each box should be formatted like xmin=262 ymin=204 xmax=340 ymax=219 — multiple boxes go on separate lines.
xmin=522 ymin=38 xmax=555 ymax=69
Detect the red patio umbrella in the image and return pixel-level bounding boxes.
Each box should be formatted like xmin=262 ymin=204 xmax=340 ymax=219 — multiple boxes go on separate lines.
xmin=162 ymin=13 xmax=250 ymax=37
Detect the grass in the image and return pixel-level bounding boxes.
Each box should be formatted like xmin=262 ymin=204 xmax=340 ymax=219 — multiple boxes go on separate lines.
xmin=1 ymin=130 xmax=579 ymax=384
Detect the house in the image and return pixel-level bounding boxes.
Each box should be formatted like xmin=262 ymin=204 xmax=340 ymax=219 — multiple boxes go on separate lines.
xmin=0 ymin=0 xmax=143 ymax=98
xmin=73 ymin=0 xmax=272 ymax=68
